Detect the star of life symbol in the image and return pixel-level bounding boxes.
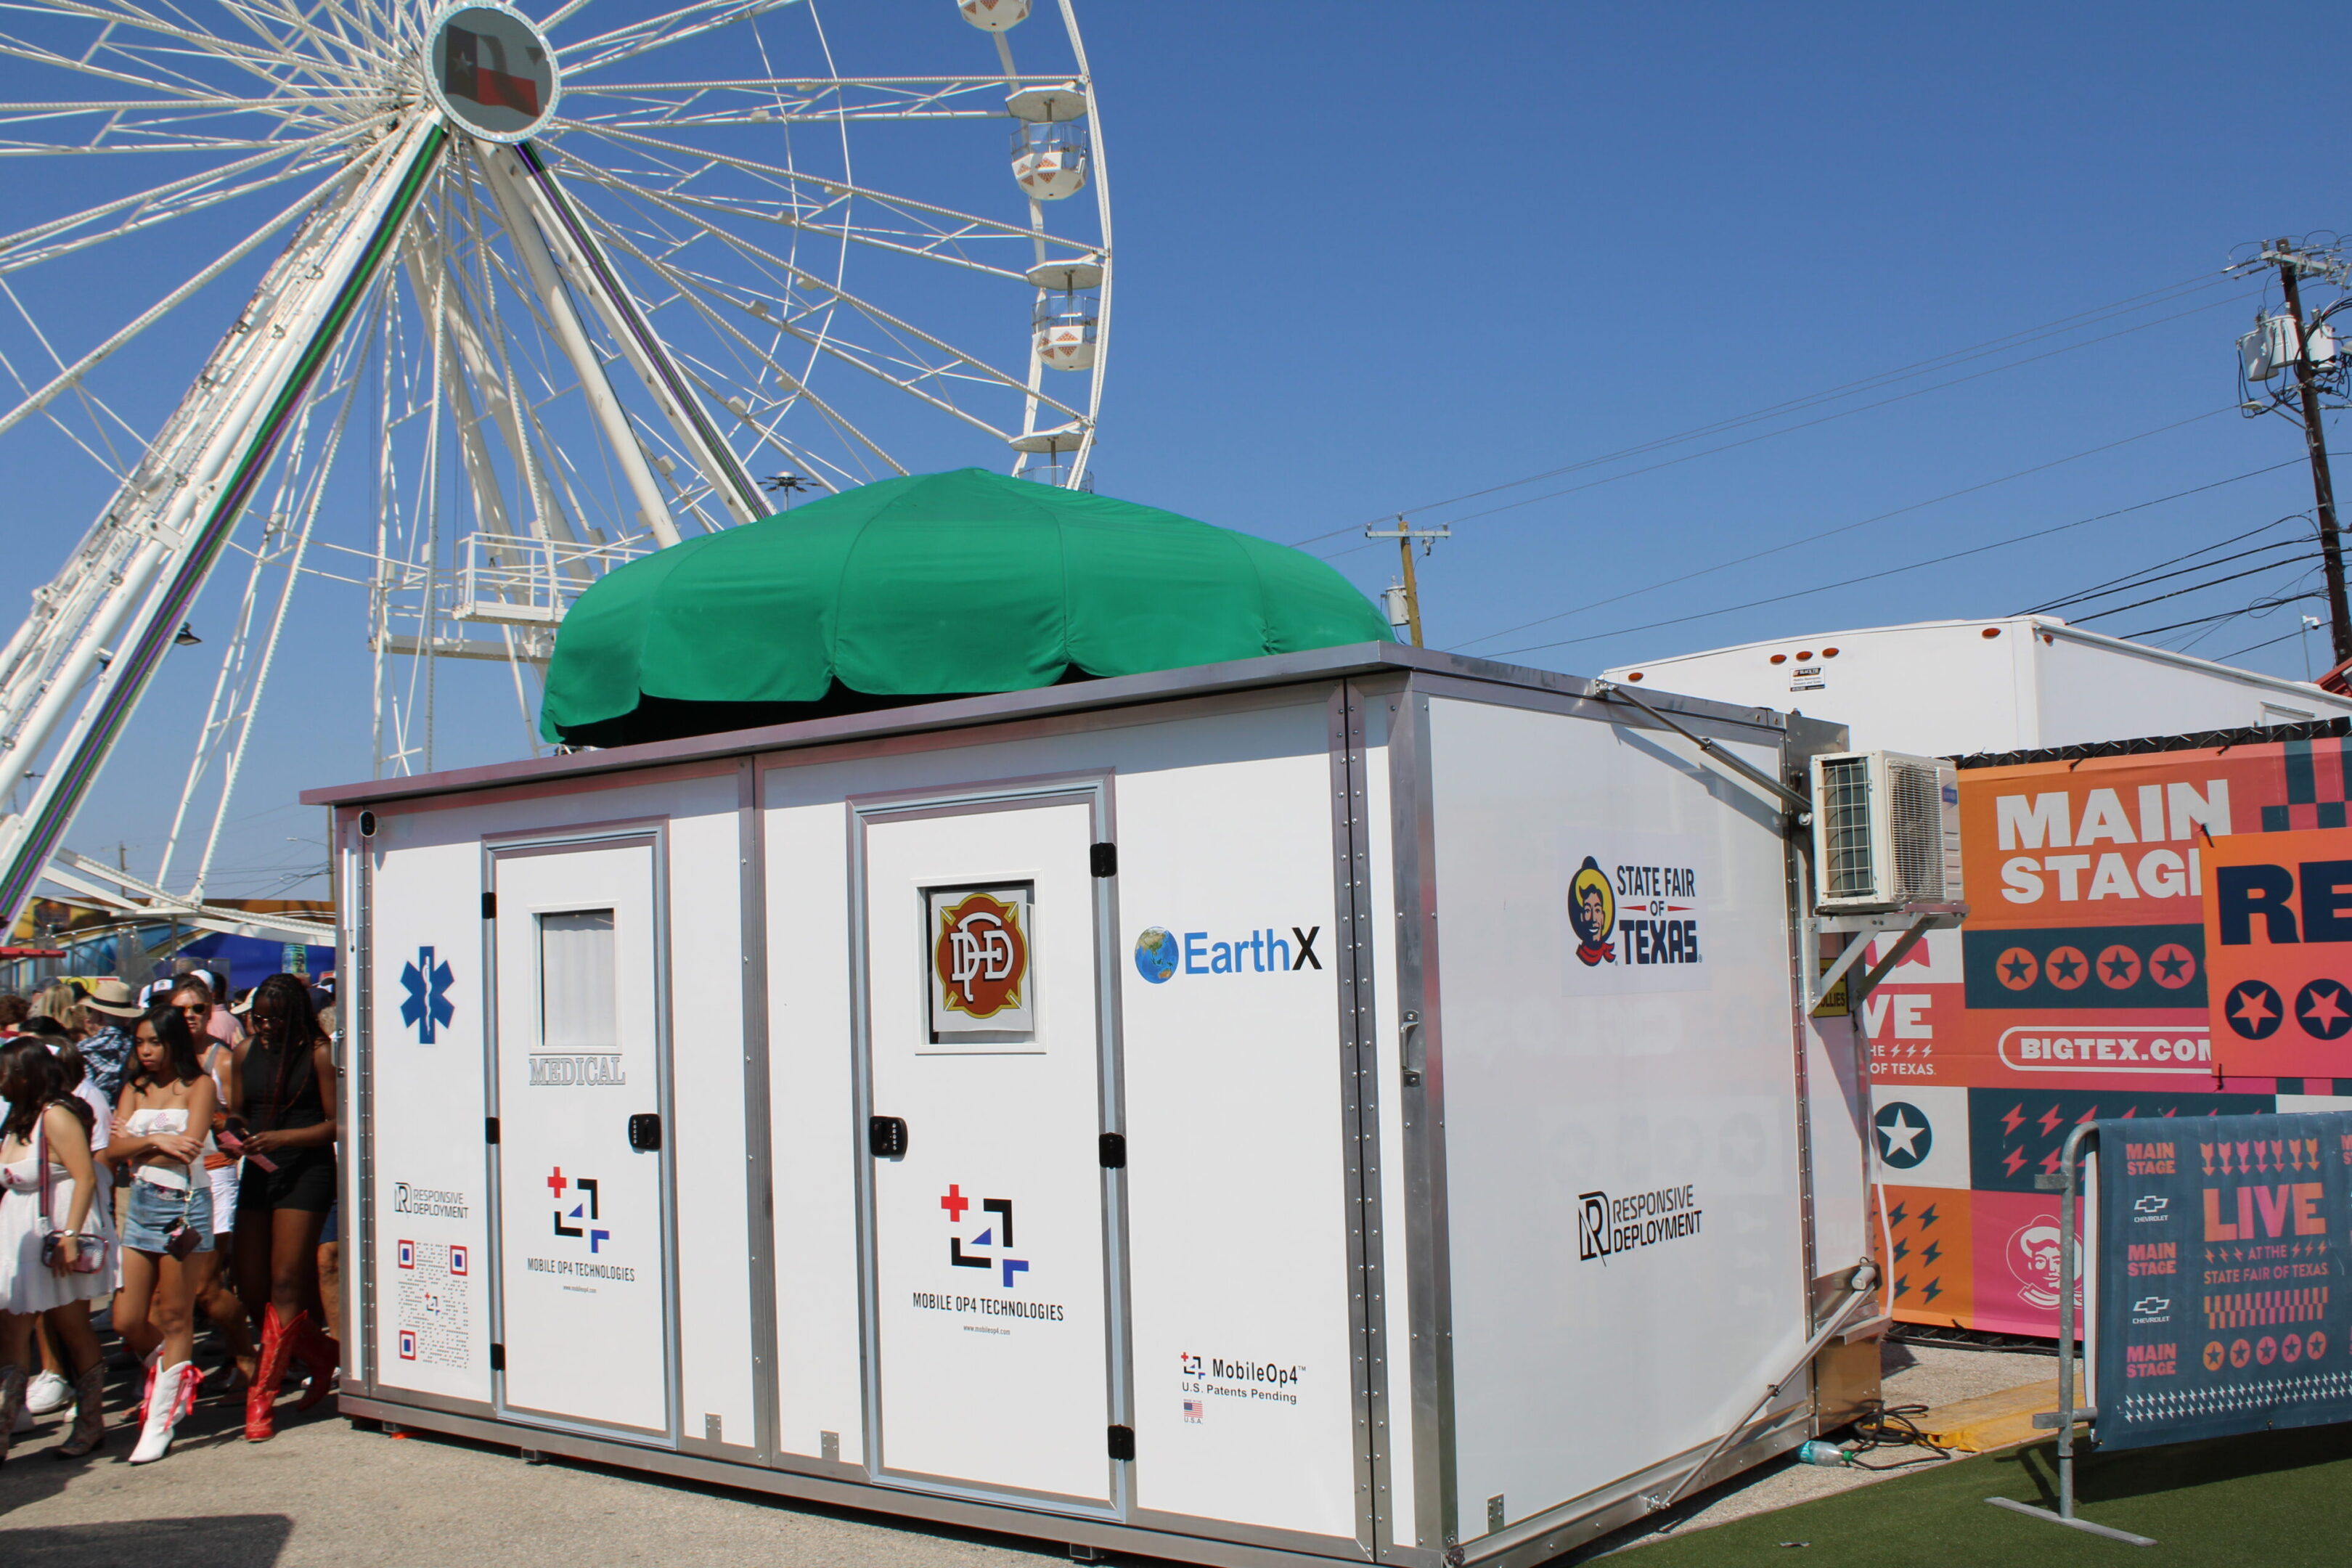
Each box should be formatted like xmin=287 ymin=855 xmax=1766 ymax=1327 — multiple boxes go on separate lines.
xmin=401 ymin=946 xmax=455 ymax=1042
xmin=940 ymin=1182 xmax=1028 ymax=1289
xmin=934 ymin=891 xmax=1027 ymax=1019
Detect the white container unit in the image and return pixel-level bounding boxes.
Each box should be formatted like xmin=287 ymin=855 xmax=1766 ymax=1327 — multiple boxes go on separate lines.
xmin=1602 ymin=616 xmax=2352 ymax=759
xmin=311 ymin=643 xmax=1868 ymax=1568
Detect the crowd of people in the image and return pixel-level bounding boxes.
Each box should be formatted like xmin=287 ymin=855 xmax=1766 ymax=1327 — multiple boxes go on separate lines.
xmin=0 ymin=963 xmax=339 ymax=1466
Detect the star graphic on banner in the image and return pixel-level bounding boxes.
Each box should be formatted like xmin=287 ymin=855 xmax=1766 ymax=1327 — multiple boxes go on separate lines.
xmin=1879 ymin=1109 xmax=1928 ymax=1161
xmin=2231 ymin=984 xmax=2280 ymax=1032
xmin=2047 ymin=949 xmax=2086 ymax=984
xmin=2298 ymin=980 xmax=2352 ymax=1040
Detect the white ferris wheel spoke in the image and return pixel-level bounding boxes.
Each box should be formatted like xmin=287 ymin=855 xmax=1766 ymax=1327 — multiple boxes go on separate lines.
xmin=571 ymin=165 xmax=1086 ymax=431
xmin=556 ymin=0 xmax=805 ymax=77
xmin=0 ymin=110 xmax=394 ymax=271
xmin=0 ymin=0 xmax=1111 ymax=910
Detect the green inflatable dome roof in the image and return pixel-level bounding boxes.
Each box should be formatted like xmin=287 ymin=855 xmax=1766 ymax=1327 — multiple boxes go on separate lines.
xmin=540 ymin=468 xmax=1395 ymax=747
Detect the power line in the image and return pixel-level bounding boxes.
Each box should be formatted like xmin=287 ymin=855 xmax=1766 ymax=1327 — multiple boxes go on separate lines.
xmin=1487 ymin=459 xmax=2302 ymax=660
xmin=1452 ymin=405 xmax=2237 ymax=652
xmin=2126 ymin=592 xmax=2320 ymax=641
xmin=1291 ymin=271 xmax=2253 ymax=551
xmin=2022 ymin=514 xmax=2311 ymax=614
xmin=2029 ymin=536 xmax=2316 ymax=617
xmin=2067 ymin=553 xmax=2321 ymax=624
xmin=2213 ymin=625 xmax=2314 ymax=661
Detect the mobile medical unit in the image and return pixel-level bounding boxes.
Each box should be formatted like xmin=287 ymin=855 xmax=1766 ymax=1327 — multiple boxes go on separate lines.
xmin=311 ymin=473 xmax=1888 ymax=1567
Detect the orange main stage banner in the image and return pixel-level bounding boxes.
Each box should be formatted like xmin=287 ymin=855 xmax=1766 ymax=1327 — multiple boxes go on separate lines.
xmin=1867 ymin=732 xmax=2352 ymax=1339
xmin=2200 ymin=825 xmax=2352 ymax=1077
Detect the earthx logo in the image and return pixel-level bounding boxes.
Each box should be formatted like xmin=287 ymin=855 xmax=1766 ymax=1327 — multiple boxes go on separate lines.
xmin=1577 ymin=1184 xmax=1704 ymax=1262
xmin=1132 ymin=925 xmax=1321 ymax=984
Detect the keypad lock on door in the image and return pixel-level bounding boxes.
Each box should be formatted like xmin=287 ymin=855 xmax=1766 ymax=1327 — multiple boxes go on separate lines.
xmin=627 ymin=1113 xmax=662 ymax=1151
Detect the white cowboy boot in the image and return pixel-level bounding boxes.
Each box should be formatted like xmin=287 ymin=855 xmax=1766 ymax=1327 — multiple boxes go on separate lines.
xmin=128 ymin=1360 xmax=192 ymax=1465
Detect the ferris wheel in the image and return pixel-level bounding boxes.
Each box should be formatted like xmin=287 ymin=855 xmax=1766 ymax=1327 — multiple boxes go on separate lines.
xmin=0 ymin=0 xmax=1111 ymax=931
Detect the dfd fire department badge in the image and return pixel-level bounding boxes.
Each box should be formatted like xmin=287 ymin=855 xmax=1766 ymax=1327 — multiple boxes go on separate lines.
xmin=928 ymin=887 xmax=1033 ymax=1036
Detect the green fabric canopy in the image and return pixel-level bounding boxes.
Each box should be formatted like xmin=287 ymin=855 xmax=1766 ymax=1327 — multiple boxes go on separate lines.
xmin=540 ymin=468 xmax=1395 ymax=746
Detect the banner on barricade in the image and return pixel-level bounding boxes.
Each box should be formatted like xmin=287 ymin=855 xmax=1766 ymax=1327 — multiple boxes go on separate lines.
xmin=2094 ymin=1110 xmax=2352 ymax=1450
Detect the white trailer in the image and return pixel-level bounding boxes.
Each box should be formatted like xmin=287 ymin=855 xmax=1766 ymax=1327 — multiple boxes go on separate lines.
xmin=310 ymin=643 xmax=1876 ymax=1567
xmin=1601 ymin=616 xmax=2352 ymax=759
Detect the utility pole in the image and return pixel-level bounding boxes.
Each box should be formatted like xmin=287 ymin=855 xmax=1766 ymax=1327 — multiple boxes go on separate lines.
xmin=1364 ymin=516 xmax=1450 ymax=648
xmin=2272 ymin=240 xmax=2352 ymax=663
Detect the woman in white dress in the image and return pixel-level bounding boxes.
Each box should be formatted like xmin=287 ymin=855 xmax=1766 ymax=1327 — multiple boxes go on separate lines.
xmin=105 ymin=1005 xmax=218 ymax=1464
xmin=0 ymin=1037 xmax=115 ymax=1463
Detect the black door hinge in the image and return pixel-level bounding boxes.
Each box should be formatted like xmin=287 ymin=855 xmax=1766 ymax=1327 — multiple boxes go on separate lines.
xmin=481 ymin=891 xmax=497 ymax=919
xmin=485 ymin=1116 xmax=501 ymax=1145
xmin=489 ymin=1342 xmax=506 ymax=1371
xmin=1107 ymin=1424 xmax=1135 ymax=1461
xmin=1089 ymin=841 xmax=1117 ymax=878
xmin=1098 ymin=1132 xmax=1126 ymax=1169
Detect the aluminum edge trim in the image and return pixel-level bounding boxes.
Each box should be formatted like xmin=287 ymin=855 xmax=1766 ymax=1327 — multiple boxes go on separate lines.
xmin=349 ymin=808 xmax=377 ymax=1397
xmin=1389 ymin=683 xmax=1454 ymax=1549
xmin=738 ymin=756 xmax=781 ymax=1463
xmin=1090 ymin=775 xmax=1137 ymax=1517
xmin=302 ymin=645 xmax=1788 ymax=809
xmin=1327 ymin=682 xmax=1381 ymax=1559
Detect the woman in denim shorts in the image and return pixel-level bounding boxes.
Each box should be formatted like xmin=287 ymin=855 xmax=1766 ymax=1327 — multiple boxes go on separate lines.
xmin=105 ymin=1006 xmax=216 ymax=1465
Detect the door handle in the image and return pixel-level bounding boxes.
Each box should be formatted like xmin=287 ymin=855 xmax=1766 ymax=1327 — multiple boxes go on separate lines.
xmin=869 ymin=1115 xmax=908 ymax=1159
xmin=628 ymin=1113 xmax=662 ymax=1152
xmin=1400 ymin=1012 xmax=1425 ymax=1086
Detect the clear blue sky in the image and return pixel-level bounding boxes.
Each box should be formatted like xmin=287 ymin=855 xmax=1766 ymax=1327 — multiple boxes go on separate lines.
xmin=16 ymin=1 xmax=2352 ymax=897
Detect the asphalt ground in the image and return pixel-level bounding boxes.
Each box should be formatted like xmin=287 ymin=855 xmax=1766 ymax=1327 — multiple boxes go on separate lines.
xmin=0 ymin=1367 xmax=1067 ymax=1568
xmin=1 ymin=1342 xmax=2055 ymax=1568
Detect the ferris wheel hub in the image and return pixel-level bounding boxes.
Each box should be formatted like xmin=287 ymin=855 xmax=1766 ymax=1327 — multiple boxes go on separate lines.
xmin=425 ymin=3 xmax=563 ymax=144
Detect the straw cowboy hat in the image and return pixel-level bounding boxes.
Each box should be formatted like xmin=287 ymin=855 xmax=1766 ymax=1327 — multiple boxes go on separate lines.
xmin=82 ymin=978 xmax=144 ymax=1018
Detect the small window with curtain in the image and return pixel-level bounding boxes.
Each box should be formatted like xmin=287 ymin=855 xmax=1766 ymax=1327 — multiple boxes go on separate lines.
xmin=539 ymin=909 xmax=617 ymax=1053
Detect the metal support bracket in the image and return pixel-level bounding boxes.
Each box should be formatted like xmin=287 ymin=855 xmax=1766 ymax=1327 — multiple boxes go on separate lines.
xmin=1588 ymin=680 xmax=1812 ymax=817
xmin=1802 ymin=902 xmax=1967 ymax=1017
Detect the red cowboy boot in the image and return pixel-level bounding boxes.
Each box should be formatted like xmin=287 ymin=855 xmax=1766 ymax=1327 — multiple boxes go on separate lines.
xmin=245 ymin=1304 xmax=302 ymax=1442
xmin=292 ymin=1315 xmax=341 ymax=1413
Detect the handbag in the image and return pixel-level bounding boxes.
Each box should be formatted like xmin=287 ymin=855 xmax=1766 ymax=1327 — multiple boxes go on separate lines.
xmin=36 ymin=1110 xmax=111 ymax=1276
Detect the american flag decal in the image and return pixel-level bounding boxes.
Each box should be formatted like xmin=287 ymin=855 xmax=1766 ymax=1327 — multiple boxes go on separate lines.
xmin=1182 ymin=1400 xmax=1204 ymax=1422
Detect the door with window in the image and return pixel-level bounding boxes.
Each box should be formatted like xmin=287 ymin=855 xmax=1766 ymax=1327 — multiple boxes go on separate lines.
xmin=489 ymin=833 xmax=675 ymax=1442
xmin=857 ymin=788 xmax=1122 ymax=1509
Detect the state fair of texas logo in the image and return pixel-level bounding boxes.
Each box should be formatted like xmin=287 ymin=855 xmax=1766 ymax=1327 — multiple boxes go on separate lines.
xmin=1567 ymin=857 xmax=1617 ymax=966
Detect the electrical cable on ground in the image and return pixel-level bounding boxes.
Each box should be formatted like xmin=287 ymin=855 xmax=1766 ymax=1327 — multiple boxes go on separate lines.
xmin=1292 ymin=270 xmax=2250 ymax=550
xmin=1485 ymin=459 xmax=2303 ymax=659
xmin=1838 ymin=1401 xmax=1951 ymax=1471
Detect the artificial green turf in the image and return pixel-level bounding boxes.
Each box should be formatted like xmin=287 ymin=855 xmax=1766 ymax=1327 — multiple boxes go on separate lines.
xmin=1609 ymin=1424 xmax=2352 ymax=1564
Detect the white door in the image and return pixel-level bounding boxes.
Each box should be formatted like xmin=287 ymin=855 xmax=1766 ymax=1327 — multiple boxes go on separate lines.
xmin=860 ymin=793 xmax=1121 ymax=1507
xmin=489 ymin=836 xmax=674 ymax=1442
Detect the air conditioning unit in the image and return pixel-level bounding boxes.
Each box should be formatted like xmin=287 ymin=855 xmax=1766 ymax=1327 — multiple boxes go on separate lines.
xmin=1809 ymin=750 xmax=1962 ymax=912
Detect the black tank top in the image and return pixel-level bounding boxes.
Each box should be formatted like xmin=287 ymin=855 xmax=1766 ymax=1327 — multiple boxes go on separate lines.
xmin=242 ymin=1035 xmax=326 ymax=1132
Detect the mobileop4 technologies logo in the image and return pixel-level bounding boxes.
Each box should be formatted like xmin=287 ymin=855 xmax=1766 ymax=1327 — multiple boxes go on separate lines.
xmin=1133 ymin=924 xmax=1321 ymax=983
